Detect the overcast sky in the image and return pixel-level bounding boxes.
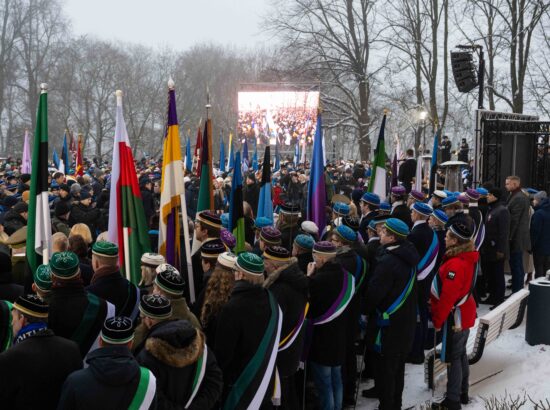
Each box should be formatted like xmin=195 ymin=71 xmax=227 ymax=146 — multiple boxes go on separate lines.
xmin=64 ymin=0 xmax=270 ymax=50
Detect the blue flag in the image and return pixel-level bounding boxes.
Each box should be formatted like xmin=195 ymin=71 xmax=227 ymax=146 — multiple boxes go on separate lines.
xmin=185 ymin=137 xmax=192 ymax=172
xmin=257 ymin=146 xmax=273 ymax=221
xmin=242 ymin=138 xmax=249 ymax=166
xmin=294 ymin=142 xmax=299 ymax=167
xmin=228 ymin=133 xmax=234 ymax=170
xmin=429 ymin=128 xmax=440 ymax=195
xmin=53 ymin=148 xmax=60 ymax=169
xmin=252 ymin=139 xmax=259 ymax=171
xmin=274 ymin=137 xmax=280 ymax=172
xmin=61 ymin=132 xmax=69 ymax=173
xmin=219 ymin=132 xmax=226 ymax=173
xmin=306 ymin=112 xmax=326 ymax=234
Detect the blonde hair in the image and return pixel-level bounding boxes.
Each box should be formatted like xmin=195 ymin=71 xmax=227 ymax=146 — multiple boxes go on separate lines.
xmin=52 ymin=232 xmax=69 ymax=252
xmin=200 ymin=265 xmax=235 ymax=327
xmin=70 ymin=223 xmax=92 ymax=245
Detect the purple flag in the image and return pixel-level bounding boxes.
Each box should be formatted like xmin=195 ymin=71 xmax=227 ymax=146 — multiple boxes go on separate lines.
xmin=306 ymin=112 xmax=326 ymax=234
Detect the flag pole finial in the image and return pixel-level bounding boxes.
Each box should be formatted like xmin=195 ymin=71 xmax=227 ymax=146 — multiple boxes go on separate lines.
xmin=168 ymin=77 xmax=175 ymax=89
xmin=40 ymin=83 xmax=48 ymax=93
xmin=115 ymin=90 xmax=123 ymax=106
xmin=383 ymin=108 xmax=389 ymax=115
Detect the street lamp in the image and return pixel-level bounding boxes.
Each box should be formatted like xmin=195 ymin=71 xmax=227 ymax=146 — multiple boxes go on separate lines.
xmin=419 ymin=110 xmax=428 ymax=154
xmin=332 ymin=135 xmax=337 ymax=163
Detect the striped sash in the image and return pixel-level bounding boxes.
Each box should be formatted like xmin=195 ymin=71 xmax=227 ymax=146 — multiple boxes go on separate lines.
xmin=417 ymin=232 xmax=439 ymax=281
xmin=474 ymin=221 xmax=485 ymax=251
xmin=279 ymin=303 xmax=309 ymax=351
xmin=313 ymin=270 xmax=355 ymax=325
xmin=353 ymin=255 xmax=367 ymax=292
xmin=128 ymin=367 xmax=156 ymax=410
xmin=184 ymin=345 xmax=208 ymax=409
xmin=223 ymin=291 xmax=282 ymax=410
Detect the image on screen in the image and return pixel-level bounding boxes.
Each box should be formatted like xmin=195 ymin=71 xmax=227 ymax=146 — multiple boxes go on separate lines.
xmin=238 ymin=90 xmax=320 ymax=146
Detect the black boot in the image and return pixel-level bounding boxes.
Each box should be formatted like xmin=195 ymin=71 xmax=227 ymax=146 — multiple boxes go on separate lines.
xmin=460 ymin=392 xmax=469 ymax=405
xmin=361 ymin=386 xmax=378 ymax=399
xmin=431 ymin=397 xmax=461 ymax=410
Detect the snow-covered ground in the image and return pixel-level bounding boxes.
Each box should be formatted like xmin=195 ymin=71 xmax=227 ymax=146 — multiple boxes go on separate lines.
xmin=356 ymin=307 xmax=550 ymax=409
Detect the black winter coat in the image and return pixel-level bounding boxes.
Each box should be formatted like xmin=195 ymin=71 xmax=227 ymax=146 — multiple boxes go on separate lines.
xmin=531 ymin=198 xmax=550 ymax=255
xmin=2 ymin=209 xmax=26 ymax=235
xmin=69 ymin=203 xmax=100 ymax=235
xmin=483 ymin=201 xmax=510 ymax=261
xmin=243 ymin=182 xmax=260 ymax=216
xmin=359 ymin=211 xmax=378 ymax=242
xmin=264 ymin=261 xmax=308 ymax=376
xmin=0 ymin=273 xmax=23 ymax=302
xmin=279 ymin=223 xmax=299 ymax=253
xmin=398 ymin=158 xmax=416 ymax=192
xmin=308 ymin=259 xmax=350 ymax=366
xmin=391 ymin=202 xmax=413 ymax=228
xmin=365 ymin=240 xmax=419 ymax=356
xmin=141 ymin=188 xmax=155 ymax=225
xmin=0 ymin=328 xmax=82 ymax=409
xmin=58 ymin=346 xmax=155 ymax=410
xmin=296 ymin=252 xmax=313 ymax=274
xmin=136 ymin=320 xmax=223 ymax=410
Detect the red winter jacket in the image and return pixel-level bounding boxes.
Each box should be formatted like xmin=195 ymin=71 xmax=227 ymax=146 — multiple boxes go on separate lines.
xmin=431 ymin=249 xmax=479 ymax=330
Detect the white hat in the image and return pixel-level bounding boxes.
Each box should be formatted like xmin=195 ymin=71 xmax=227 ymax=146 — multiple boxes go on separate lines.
xmin=141 ymin=253 xmax=166 ymax=268
xmin=217 ymin=252 xmax=237 ymax=269
xmin=301 ymin=220 xmax=319 ymax=235
xmin=433 ymin=190 xmax=447 ymax=199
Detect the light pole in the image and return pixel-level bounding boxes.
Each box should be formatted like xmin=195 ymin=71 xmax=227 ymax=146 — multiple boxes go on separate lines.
xmin=419 ymin=110 xmax=428 ymax=154
xmin=332 ymin=135 xmax=337 ymax=163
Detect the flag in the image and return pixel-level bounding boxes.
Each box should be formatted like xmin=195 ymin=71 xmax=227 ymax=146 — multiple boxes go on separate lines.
xmin=61 ymin=132 xmax=70 ymax=173
xmin=75 ymin=134 xmax=83 ymax=176
xmin=257 ymin=146 xmax=273 ymax=221
xmin=107 ymin=91 xmax=151 ymax=284
xmin=194 ymin=126 xmax=202 ymax=175
xmin=368 ymin=113 xmax=387 ymax=198
xmin=391 ymin=150 xmax=398 ymax=188
xmin=22 ymin=130 xmax=32 ymax=174
xmin=306 ymin=112 xmax=327 ymax=234
xmin=27 ymin=84 xmax=52 ymax=274
xmin=293 ymin=142 xmax=299 ymax=168
xmin=414 ymin=154 xmax=423 ymax=192
xmin=219 ymin=132 xmax=226 ymax=173
xmin=159 ymin=84 xmax=194 ymax=299
xmin=274 ymin=137 xmax=280 ymax=171
xmin=242 ymin=138 xmax=249 ymax=166
xmin=429 ymin=128 xmax=440 ymax=195
xmin=197 ymin=119 xmax=214 ymax=211
xmin=301 ymin=138 xmax=306 ymax=164
xmin=228 ymin=133 xmax=234 ymax=170
xmin=53 ymin=148 xmax=60 ymax=169
xmin=228 ymin=151 xmax=245 ymax=254
xmin=185 ymin=136 xmax=192 ymax=172
xmin=252 ymin=138 xmax=258 ymax=171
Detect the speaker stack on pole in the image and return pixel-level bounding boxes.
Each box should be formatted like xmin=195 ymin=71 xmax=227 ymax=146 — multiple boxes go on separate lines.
xmin=450 ymin=51 xmax=478 ymax=93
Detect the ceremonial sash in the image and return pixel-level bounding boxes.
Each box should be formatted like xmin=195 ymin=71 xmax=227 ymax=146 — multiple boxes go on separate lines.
xmin=417 ymin=232 xmax=439 ymax=281
xmin=128 ymin=367 xmax=156 ymax=410
xmin=223 ymin=291 xmax=282 ymax=410
xmin=353 ymin=255 xmax=367 ymax=292
xmin=313 ymin=270 xmax=355 ymax=326
xmin=184 ymin=344 xmax=208 ymax=409
xmin=72 ymin=292 xmax=101 ymax=347
xmin=279 ymin=303 xmax=309 ymax=351
xmin=122 ymin=282 xmax=141 ymax=322
xmin=474 ymin=220 xmax=485 ymax=251
xmin=374 ymin=268 xmax=415 ymax=353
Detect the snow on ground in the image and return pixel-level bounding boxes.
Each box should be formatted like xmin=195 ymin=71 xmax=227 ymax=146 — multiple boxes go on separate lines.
xmin=356 ymin=307 xmax=550 ymax=409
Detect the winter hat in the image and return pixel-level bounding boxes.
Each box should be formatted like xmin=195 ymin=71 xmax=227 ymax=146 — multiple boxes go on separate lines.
xmin=50 ymin=251 xmax=80 ymax=279
xmin=526 ymin=188 xmax=539 ymax=195
xmin=332 ymin=202 xmax=350 ymax=216
xmin=141 ymin=253 xmax=166 ymax=268
xmin=100 ymin=316 xmax=134 ymax=345
xmin=54 ymin=201 xmax=71 ymax=217
xmin=2 ymin=196 xmax=18 ymax=208
xmin=155 ymin=264 xmax=184 ymax=295
xmin=79 ymin=190 xmax=91 ymax=200
xmin=391 ymin=186 xmax=406 ymax=196
xmin=449 ymin=222 xmax=473 ymax=240
xmin=441 ymin=196 xmax=459 ymax=207
xmin=313 ymin=241 xmax=337 ymax=255
xmin=280 ymin=202 xmax=301 ymax=215
xmin=254 ymin=216 xmax=272 ymax=229
xmin=476 ymin=187 xmax=488 ymax=197
xmin=301 ymin=221 xmax=319 ymax=236
xmin=219 ymin=229 xmax=236 ymax=249
xmin=465 ymin=188 xmax=480 ymax=201
xmin=264 ymin=245 xmax=291 ymax=262
xmin=361 ymin=192 xmax=380 ymax=207
xmin=139 ymin=294 xmax=172 ymax=320
xmin=379 ymin=202 xmax=391 ymax=212
xmin=384 ymin=218 xmax=410 ymax=238
xmin=217 ymin=252 xmax=237 ymax=269
xmin=34 ymin=264 xmax=52 ymax=292
xmin=534 ymin=191 xmax=547 ymax=202
xmin=13 ymin=294 xmax=48 ymax=319
xmin=13 ymin=202 xmax=28 ymax=214
xmin=432 ymin=190 xmax=447 ymax=199
xmin=235 ymin=252 xmax=264 ymax=276
xmin=260 ymin=227 xmax=282 ymax=245
xmin=367 ymin=220 xmax=379 ymax=232
xmin=411 ymin=202 xmax=433 ymax=217
xmin=92 ymin=241 xmax=119 ymax=258
xmin=457 ymin=193 xmax=470 ymax=205
xmin=201 ymin=239 xmax=226 ymax=259
xmin=488 ymin=187 xmax=504 ymax=201
xmin=196 ymin=210 xmax=222 ymax=229
xmin=334 ymin=225 xmax=357 ymax=243
xmin=342 ymin=216 xmax=360 ymax=231
xmin=59 ymin=184 xmax=70 ymax=193
xmin=432 ymin=209 xmax=449 ymax=224
xmin=294 ymin=234 xmax=315 ymax=250
xmin=409 ymin=190 xmax=426 ymax=202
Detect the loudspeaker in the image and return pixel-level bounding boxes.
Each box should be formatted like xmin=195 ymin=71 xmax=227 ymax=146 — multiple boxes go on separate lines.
xmin=451 ymin=51 xmax=478 ymax=93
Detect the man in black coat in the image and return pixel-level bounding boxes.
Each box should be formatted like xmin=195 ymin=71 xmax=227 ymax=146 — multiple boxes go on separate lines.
xmin=440 ymin=135 xmax=452 ymax=163
xmin=364 ymin=218 xmax=419 ymax=410
xmin=243 ymin=173 xmax=260 ymax=214
xmin=68 ymin=190 xmax=100 ymax=236
xmin=277 ymin=203 xmax=301 ymax=252
xmin=87 ymin=241 xmax=140 ymax=322
xmin=140 ymin=176 xmax=155 ymax=227
xmin=292 ymin=234 xmax=314 ymax=273
xmin=398 ymin=149 xmax=417 ymax=193
xmin=0 ymin=295 xmax=82 ymax=409
xmin=2 ymin=201 xmax=27 ymax=235
xmin=390 ymin=186 xmax=412 ymax=228
xmin=58 ymin=316 xmax=157 ymax=410
xmin=359 ymin=192 xmax=380 ymax=242
xmin=481 ymin=188 xmax=510 ymax=307
xmin=136 ymin=296 xmax=222 ymax=409
xmin=263 ymin=247 xmax=309 ymax=409
xmin=215 ymin=252 xmax=281 ymax=409
xmin=0 ymin=252 xmax=23 ymax=302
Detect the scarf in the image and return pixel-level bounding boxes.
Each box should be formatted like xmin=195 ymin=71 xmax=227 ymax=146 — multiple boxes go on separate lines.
xmin=14 ymin=322 xmax=48 ymax=345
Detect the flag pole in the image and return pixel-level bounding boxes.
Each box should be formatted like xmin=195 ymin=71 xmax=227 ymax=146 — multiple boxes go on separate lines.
xmin=40 ymin=83 xmax=50 ymax=264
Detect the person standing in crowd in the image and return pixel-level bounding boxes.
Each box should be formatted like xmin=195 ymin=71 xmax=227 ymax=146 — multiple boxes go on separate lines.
xmin=390 ymin=186 xmax=412 ymax=228
xmin=430 ymin=209 xmax=449 ymax=268
xmin=3 ymin=201 xmax=27 ymax=235
xmin=481 ymin=188 xmax=510 ymax=308
xmin=306 ymin=241 xmax=354 ymax=410
xmin=254 ymin=226 xmax=282 ymax=256
xmin=0 ymin=252 xmax=23 ymax=302
xmin=430 ymin=190 xmax=448 ymax=210
xmin=52 ymin=201 xmax=71 ymax=236
xmin=48 ymin=251 xmax=115 ymax=358
xmin=431 ymin=222 xmax=478 ymax=410
xmin=458 ymin=139 xmax=469 ymax=163
xmin=363 ymin=219 xmax=419 ymax=410
xmin=292 ymin=233 xmax=315 ymax=273
xmin=0 ymin=294 xmax=82 ymax=409
xmin=215 ymin=252 xmax=281 ymax=409
xmin=58 ymin=316 xmax=157 ymax=410
xmin=440 ymin=135 xmax=452 ymax=163
xmin=139 ymin=176 xmax=155 ymax=227
xmin=87 ymin=241 xmax=140 ymax=321
xmin=32 ymin=264 xmax=53 ymax=303
xmin=277 ymin=202 xmax=301 ymax=251
xmin=505 ymin=176 xmax=531 ymax=292
xmin=198 ymin=239 xmax=226 ymax=291
xmin=263 ymin=245 xmax=309 ymax=409
xmin=530 ymin=191 xmax=550 ymax=278
xmin=191 ymin=211 xmax=222 ymax=298
xmin=243 ymin=173 xmax=260 ymax=214
xmin=359 ymin=192 xmax=380 ymax=242
xmin=68 ymin=190 xmax=100 ymax=236
xmin=336 ymin=168 xmax=356 ymax=197
xmin=398 ymin=149 xmax=417 ymax=193
xmin=139 ymin=252 xmax=166 ymax=295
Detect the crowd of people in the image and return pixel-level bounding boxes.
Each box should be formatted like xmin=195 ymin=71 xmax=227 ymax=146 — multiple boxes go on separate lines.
xmin=0 ymin=150 xmax=548 ymax=410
